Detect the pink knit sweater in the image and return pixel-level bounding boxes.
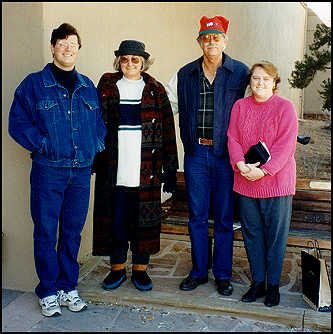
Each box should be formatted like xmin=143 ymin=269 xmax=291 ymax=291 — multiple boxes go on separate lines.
xmin=227 ymin=93 xmax=298 ymax=198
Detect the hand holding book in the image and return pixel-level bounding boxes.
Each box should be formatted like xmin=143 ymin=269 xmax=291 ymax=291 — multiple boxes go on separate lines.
xmin=236 ymin=141 xmax=271 ymax=181
xmin=238 ymin=161 xmax=265 ymax=181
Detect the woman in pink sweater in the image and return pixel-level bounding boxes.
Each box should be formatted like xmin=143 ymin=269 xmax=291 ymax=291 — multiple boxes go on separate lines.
xmin=227 ymin=61 xmax=298 ymax=307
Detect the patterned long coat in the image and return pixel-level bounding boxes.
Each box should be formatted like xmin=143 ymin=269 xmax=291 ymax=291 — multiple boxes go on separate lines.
xmin=92 ymin=71 xmax=178 ymax=256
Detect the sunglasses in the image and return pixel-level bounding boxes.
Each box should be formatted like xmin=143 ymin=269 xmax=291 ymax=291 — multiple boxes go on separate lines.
xmin=119 ymin=56 xmax=141 ymax=64
xmin=201 ymin=34 xmax=223 ymax=43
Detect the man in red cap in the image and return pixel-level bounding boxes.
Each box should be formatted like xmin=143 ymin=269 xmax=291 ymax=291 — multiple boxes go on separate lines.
xmin=166 ymin=15 xmax=249 ymax=295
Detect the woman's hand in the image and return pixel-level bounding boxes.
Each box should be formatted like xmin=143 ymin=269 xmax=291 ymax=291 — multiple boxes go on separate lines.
xmin=236 ymin=161 xmax=251 ymax=174
xmin=240 ymin=162 xmax=266 ymax=181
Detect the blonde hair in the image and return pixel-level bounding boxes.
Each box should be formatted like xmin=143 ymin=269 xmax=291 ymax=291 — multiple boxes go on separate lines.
xmin=113 ymin=56 xmax=154 ymax=73
xmin=250 ymin=61 xmax=281 ymax=92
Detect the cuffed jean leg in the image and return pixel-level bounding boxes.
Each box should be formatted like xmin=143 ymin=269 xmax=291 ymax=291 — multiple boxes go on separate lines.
xmin=57 ymin=167 xmax=91 ymax=293
xmin=184 ymin=148 xmax=211 ymax=279
xmin=238 ymin=195 xmax=266 ymax=283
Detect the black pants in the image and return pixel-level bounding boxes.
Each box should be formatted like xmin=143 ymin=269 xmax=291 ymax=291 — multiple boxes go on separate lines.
xmin=110 ymin=186 xmax=150 ymax=265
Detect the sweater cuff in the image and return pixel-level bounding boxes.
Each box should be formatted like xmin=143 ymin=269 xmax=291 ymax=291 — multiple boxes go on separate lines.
xmin=260 ymin=165 xmax=272 ymax=176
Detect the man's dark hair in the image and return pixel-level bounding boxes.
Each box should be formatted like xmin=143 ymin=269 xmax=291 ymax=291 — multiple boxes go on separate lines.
xmin=50 ymin=23 xmax=82 ymax=49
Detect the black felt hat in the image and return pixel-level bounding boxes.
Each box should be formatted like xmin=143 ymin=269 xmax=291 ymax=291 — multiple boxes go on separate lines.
xmin=114 ymin=40 xmax=150 ymax=59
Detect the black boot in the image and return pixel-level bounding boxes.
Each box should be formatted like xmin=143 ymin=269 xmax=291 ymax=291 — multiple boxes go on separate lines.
xmin=264 ymin=284 xmax=280 ymax=307
xmin=102 ymin=269 xmax=127 ymax=290
xmin=131 ymin=270 xmax=152 ymax=291
xmin=241 ymin=281 xmax=266 ymax=302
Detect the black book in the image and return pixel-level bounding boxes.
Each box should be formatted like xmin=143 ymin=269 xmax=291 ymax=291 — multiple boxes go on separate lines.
xmin=244 ymin=141 xmax=271 ymax=167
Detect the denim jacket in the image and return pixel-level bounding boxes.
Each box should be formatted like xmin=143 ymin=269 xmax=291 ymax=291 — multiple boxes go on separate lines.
xmin=8 ymin=63 xmax=107 ymax=168
xmin=177 ymin=54 xmax=249 ymax=157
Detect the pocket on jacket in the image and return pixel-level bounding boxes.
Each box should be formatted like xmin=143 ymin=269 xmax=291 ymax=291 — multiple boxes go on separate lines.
xmin=36 ymin=99 xmax=58 ymax=124
xmin=81 ymin=97 xmax=99 ymax=121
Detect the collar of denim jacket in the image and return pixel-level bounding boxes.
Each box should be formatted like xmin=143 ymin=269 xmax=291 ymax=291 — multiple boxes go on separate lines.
xmin=41 ymin=63 xmax=89 ymax=88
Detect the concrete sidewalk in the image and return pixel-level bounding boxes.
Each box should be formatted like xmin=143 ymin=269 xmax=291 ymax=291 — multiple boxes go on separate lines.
xmin=2 ymin=235 xmax=331 ymax=332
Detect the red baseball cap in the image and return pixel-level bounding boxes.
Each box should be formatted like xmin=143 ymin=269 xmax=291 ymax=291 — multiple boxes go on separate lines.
xmin=199 ymin=16 xmax=229 ymax=36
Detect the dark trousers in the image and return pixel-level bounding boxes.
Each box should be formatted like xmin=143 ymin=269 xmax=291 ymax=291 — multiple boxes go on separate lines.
xmin=238 ymin=194 xmax=293 ymax=285
xmin=109 ymin=186 xmax=150 ymax=266
xmin=184 ymin=143 xmax=234 ymax=280
xmin=30 ymin=161 xmax=91 ymax=299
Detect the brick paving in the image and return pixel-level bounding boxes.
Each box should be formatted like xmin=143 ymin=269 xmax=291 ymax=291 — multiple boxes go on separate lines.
xmin=78 ymin=237 xmax=303 ymax=301
xmin=76 ymin=235 xmax=330 ymax=331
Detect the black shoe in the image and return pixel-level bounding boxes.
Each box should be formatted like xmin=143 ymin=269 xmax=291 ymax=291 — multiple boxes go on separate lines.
xmin=216 ymin=279 xmax=233 ymax=296
xmin=102 ymin=269 xmax=126 ymax=290
xmin=131 ymin=270 xmax=152 ymax=291
xmin=179 ymin=275 xmax=208 ymax=291
xmin=241 ymin=281 xmax=266 ymax=302
xmin=264 ymin=284 xmax=280 ymax=307
xmin=297 ymin=136 xmax=311 ymax=145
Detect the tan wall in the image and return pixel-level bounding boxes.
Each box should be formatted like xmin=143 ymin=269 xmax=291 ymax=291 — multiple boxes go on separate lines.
xmin=2 ymin=2 xmax=306 ymax=291
xmin=2 ymin=2 xmax=44 ymax=292
xmin=303 ymin=8 xmax=331 ymax=116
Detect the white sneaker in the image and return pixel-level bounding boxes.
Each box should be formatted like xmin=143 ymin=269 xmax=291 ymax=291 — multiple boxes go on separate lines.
xmin=58 ymin=289 xmax=87 ymax=312
xmin=39 ymin=294 xmax=62 ymax=317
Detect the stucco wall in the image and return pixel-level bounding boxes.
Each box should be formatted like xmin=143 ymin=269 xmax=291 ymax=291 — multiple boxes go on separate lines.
xmin=2 ymin=2 xmax=44 ymax=292
xmin=40 ymin=1 xmax=307 ymax=170
xmin=2 ymin=2 xmax=306 ymax=291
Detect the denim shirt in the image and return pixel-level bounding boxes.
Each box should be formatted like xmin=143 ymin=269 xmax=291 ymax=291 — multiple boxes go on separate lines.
xmin=177 ymin=54 xmax=249 ymax=157
xmin=8 ymin=63 xmax=107 ymax=168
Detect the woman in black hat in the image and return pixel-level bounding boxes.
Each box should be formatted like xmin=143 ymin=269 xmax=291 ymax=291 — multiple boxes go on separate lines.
xmin=91 ymin=40 xmax=178 ymax=291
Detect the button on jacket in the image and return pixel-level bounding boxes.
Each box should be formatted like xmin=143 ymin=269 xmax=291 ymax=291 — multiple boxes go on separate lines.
xmin=8 ymin=63 xmax=107 ymax=168
xmin=177 ymin=54 xmax=249 ymax=157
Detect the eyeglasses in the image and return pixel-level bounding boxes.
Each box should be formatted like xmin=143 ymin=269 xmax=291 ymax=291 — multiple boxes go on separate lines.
xmin=56 ymin=42 xmax=80 ymax=50
xmin=201 ymin=34 xmax=223 ymax=43
xmin=119 ymin=56 xmax=141 ymax=64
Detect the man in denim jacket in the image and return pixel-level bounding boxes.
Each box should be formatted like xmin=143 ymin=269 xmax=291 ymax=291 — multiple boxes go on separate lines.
xmin=8 ymin=23 xmax=106 ymax=317
xmin=166 ymin=16 xmax=249 ymax=296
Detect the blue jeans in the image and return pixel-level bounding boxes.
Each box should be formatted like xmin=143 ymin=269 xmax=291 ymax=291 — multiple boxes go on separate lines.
xmin=30 ymin=161 xmax=91 ymax=299
xmin=184 ymin=143 xmax=234 ymax=280
xmin=238 ymin=194 xmax=293 ymax=285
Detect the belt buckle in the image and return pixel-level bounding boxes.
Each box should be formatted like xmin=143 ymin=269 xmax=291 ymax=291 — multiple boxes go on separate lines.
xmin=199 ymin=138 xmax=213 ymax=146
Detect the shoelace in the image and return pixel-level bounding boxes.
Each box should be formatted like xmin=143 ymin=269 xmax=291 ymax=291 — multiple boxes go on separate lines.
xmin=64 ymin=291 xmax=82 ymax=305
xmin=43 ymin=296 xmax=58 ymax=308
